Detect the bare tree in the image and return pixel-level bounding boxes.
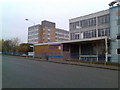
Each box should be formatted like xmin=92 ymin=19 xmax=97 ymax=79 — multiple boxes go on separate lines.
xmin=2 ymin=37 xmax=20 ymax=54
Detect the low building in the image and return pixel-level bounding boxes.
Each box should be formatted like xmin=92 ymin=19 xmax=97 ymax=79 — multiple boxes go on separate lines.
xmin=34 ymin=37 xmax=108 ymax=61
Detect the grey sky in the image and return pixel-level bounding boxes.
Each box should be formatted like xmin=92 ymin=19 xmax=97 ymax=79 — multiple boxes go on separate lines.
xmin=1 ymin=0 xmax=112 ymax=43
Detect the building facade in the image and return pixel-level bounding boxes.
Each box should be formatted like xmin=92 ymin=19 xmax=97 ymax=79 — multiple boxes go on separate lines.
xmin=110 ymin=6 xmax=120 ymax=63
xmin=28 ymin=24 xmax=41 ymax=44
xmin=56 ymin=28 xmax=69 ymax=42
xmin=34 ymin=6 xmax=120 ymax=63
xmin=28 ymin=20 xmax=69 ymax=44
xmin=69 ymin=5 xmax=120 ymax=63
xmin=69 ymin=10 xmax=110 ymax=40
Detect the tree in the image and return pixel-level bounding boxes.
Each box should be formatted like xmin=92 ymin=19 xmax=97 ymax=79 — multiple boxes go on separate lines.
xmin=11 ymin=37 xmax=20 ymax=52
xmin=18 ymin=43 xmax=33 ymax=54
xmin=1 ymin=37 xmax=20 ymax=54
xmin=0 ymin=39 xmax=3 ymax=52
xmin=2 ymin=40 xmax=13 ymax=52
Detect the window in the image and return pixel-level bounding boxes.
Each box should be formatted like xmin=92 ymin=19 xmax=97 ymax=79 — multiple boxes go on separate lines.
xmin=98 ymin=28 xmax=109 ymax=37
xmin=117 ymin=35 xmax=120 ymax=39
xmin=80 ymin=17 xmax=96 ymax=28
xmin=48 ymin=39 xmax=50 ymax=42
xmin=83 ymin=30 xmax=96 ymax=39
xmin=117 ymin=49 xmax=120 ymax=54
xmin=70 ymin=21 xmax=79 ymax=30
xmin=117 ymin=19 xmax=120 ymax=25
xmin=98 ymin=14 xmax=109 ymax=25
xmin=63 ymin=44 xmax=69 ymax=51
xmin=70 ymin=33 xmax=75 ymax=40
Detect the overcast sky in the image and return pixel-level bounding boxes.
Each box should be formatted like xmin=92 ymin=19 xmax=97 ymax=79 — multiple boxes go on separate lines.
xmin=1 ymin=0 xmax=112 ymax=43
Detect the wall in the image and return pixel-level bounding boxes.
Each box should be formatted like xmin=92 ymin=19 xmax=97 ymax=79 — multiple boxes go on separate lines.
xmin=110 ymin=6 xmax=120 ymax=63
xmin=34 ymin=44 xmax=63 ymax=59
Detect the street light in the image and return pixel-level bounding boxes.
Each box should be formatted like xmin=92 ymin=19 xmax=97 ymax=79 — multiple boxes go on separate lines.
xmin=25 ymin=18 xmax=35 ymax=58
xmin=25 ymin=19 xmax=35 ymax=25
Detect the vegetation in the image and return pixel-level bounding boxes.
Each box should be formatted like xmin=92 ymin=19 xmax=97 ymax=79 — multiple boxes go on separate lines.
xmin=0 ymin=38 xmax=33 ymax=55
xmin=1 ymin=38 xmax=20 ymax=53
xmin=18 ymin=43 xmax=33 ymax=53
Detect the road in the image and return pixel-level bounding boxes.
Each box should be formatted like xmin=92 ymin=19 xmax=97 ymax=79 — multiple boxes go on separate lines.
xmin=2 ymin=55 xmax=118 ymax=88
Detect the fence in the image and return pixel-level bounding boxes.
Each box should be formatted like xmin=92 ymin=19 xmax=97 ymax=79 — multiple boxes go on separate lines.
xmin=2 ymin=52 xmax=30 ymax=56
xmin=34 ymin=52 xmax=111 ymax=62
xmin=2 ymin=52 xmax=111 ymax=63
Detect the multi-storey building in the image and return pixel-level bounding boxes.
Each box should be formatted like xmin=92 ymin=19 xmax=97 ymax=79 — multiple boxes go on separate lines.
xmin=69 ymin=5 xmax=120 ymax=63
xmin=28 ymin=24 xmax=41 ymax=44
xmin=69 ymin=10 xmax=110 ymax=40
xmin=56 ymin=28 xmax=69 ymax=42
xmin=28 ymin=20 xmax=69 ymax=44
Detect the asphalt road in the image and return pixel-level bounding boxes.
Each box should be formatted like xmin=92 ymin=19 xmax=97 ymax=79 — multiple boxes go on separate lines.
xmin=2 ymin=55 xmax=119 ymax=88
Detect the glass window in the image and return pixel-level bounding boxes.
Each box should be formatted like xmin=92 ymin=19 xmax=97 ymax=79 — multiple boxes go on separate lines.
xmin=117 ymin=35 xmax=120 ymax=39
xmin=117 ymin=19 xmax=120 ymax=25
xmin=83 ymin=30 xmax=96 ymax=39
xmin=98 ymin=28 xmax=109 ymax=37
xmin=98 ymin=14 xmax=109 ymax=25
xmin=80 ymin=17 xmax=96 ymax=28
xmin=117 ymin=49 xmax=120 ymax=54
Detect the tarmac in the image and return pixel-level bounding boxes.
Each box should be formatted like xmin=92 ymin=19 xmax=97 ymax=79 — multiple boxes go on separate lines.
xmin=27 ymin=57 xmax=120 ymax=71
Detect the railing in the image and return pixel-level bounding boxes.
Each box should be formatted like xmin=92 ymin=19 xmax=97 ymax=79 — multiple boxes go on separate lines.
xmin=80 ymin=55 xmax=98 ymax=62
xmin=2 ymin=52 xmax=111 ymax=63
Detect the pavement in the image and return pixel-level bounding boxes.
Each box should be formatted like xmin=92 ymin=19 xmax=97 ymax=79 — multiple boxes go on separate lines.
xmin=27 ymin=57 xmax=120 ymax=71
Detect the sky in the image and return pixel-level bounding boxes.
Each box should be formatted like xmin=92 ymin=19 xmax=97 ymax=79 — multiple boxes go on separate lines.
xmin=1 ymin=0 xmax=112 ymax=43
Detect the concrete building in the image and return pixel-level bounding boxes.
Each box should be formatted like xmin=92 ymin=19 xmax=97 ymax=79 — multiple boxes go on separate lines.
xmin=28 ymin=20 xmax=69 ymax=44
xmin=69 ymin=10 xmax=109 ymax=40
xmin=69 ymin=5 xmax=120 ymax=63
xmin=34 ymin=5 xmax=120 ymax=63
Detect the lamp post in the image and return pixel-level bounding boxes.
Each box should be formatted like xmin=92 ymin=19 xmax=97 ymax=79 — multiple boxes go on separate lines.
xmin=25 ymin=19 xmax=35 ymax=26
xmin=25 ymin=19 xmax=35 ymax=58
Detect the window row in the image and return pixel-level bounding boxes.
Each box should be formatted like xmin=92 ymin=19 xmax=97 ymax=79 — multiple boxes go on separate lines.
xmin=28 ymin=35 xmax=38 ymax=39
xmin=98 ymin=28 xmax=109 ymax=37
xmin=98 ymin=14 xmax=109 ymax=25
xmin=83 ymin=30 xmax=96 ymax=39
xmin=70 ymin=33 xmax=80 ymax=40
xmin=70 ymin=17 xmax=96 ymax=30
xmin=28 ymin=31 xmax=38 ymax=35
xmin=70 ymin=14 xmax=110 ymax=30
xmin=81 ymin=18 xmax=96 ymax=28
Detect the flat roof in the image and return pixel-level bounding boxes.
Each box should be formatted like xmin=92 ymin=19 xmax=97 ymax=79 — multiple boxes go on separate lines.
xmin=34 ymin=36 xmax=109 ymax=46
xmin=69 ymin=9 xmax=109 ymax=22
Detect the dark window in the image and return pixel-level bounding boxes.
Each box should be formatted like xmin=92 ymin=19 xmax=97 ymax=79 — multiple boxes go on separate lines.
xmin=80 ymin=17 xmax=96 ymax=28
xmin=118 ymin=19 xmax=120 ymax=25
xmin=83 ymin=30 xmax=96 ymax=39
xmin=98 ymin=28 xmax=109 ymax=37
xmin=98 ymin=14 xmax=109 ymax=25
xmin=63 ymin=44 xmax=69 ymax=51
xmin=117 ymin=49 xmax=120 ymax=54
xmin=117 ymin=35 xmax=120 ymax=39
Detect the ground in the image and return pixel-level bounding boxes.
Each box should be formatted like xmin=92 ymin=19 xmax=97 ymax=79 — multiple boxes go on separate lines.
xmin=2 ymin=55 xmax=119 ymax=88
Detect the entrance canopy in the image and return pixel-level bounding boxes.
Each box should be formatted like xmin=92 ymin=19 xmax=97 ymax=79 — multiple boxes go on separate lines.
xmin=34 ymin=36 xmax=109 ymax=46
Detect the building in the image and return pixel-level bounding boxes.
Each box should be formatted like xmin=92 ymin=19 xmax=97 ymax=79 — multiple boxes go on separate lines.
xmin=28 ymin=20 xmax=69 ymax=44
xmin=56 ymin=28 xmax=69 ymax=42
xmin=28 ymin=24 xmax=41 ymax=44
xmin=34 ymin=5 xmax=120 ymax=63
xmin=69 ymin=5 xmax=120 ymax=63
xmin=69 ymin=10 xmax=109 ymax=40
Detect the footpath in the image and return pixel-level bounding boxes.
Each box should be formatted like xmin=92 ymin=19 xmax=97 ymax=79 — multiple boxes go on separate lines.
xmin=27 ymin=57 xmax=120 ymax=71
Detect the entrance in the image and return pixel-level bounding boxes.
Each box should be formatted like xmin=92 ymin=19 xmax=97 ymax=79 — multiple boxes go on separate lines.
xmin=70 ymin=44 xmax=79 ymax=59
